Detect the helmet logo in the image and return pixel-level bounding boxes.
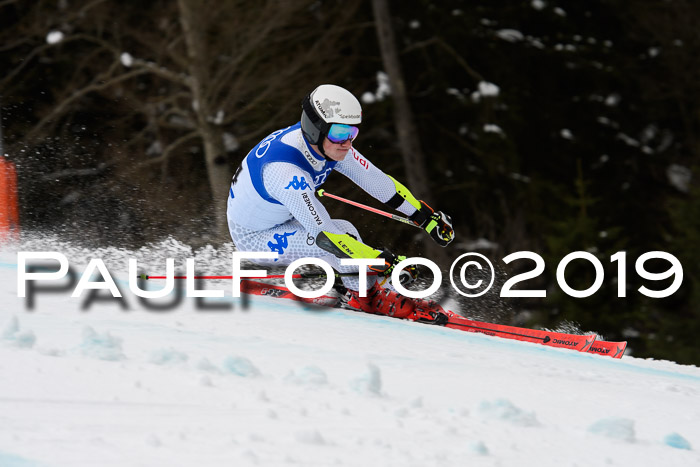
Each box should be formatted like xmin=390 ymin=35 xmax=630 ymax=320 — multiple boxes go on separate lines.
xmin=315 ymin=98 xmax=341 ymax=119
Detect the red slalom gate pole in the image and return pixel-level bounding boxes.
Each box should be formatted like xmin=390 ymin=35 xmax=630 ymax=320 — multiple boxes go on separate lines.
xmin=0 ymin=155 xmax=20 ymax=243
xmin=316 ymin=189 xmax=420 ymax=228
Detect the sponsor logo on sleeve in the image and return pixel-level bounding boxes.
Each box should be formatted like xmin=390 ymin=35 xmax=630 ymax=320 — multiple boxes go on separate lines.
xmin=302 ymin=193 xmax=323 ymax=225
xmin=353 ymin=150 xmax=369 ymax=170
xmin=285 ymin=176 xmax=311 ymax=190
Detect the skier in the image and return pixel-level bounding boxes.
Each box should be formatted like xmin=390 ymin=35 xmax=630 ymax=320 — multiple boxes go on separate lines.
xmin=227 ymin=84 xmax=455 ymax=323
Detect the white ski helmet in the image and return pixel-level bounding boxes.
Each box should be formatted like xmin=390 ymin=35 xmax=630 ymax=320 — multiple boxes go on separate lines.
xmin=301 ymin=84 xmax=362 ymax=146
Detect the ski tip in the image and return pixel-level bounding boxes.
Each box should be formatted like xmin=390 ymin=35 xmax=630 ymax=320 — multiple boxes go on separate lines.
xmin=587 ymin=340 xmax=627 ymax=359
xmin=614 ymin=341 xmax=628 ymax=359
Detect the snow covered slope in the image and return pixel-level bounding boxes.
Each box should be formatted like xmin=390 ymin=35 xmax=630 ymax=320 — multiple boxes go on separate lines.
xmin=0 ymin=243 xmax=698 ymax=467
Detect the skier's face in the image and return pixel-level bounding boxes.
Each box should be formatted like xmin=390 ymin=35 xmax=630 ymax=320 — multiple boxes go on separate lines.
xmin=322 ymin=137 xmax=353 ymax=161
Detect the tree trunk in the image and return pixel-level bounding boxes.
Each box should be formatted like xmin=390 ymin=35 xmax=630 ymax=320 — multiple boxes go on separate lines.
xmin=177 ymin=0 xmax=230 ymax=239
xmin=371 ymin=0 xmax=449 ymax=266
xmin=371 ymin=0 xmax=430 ymax=198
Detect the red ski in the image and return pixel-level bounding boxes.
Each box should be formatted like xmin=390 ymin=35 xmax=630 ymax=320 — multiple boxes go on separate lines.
xmin=240 ymin=279 xmax=339 ymax=307
xmin=587 ymin=339 xmax=627 ymax=359
xmin=177 ymin=278 xmax=622 ymax=358
xmin=444 ymin=314 xmax=596 ymax=353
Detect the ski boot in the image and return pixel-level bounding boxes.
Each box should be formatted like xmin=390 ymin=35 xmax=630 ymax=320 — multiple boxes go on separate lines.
xmin=412 ymin=299 xmax=452 ymax=325
xmin=346 ymin=282 xmax=451 ymax=325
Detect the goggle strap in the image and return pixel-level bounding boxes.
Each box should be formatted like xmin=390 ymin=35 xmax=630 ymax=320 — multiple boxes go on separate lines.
xmin=302 ymin=96 xmax=321 ymax=124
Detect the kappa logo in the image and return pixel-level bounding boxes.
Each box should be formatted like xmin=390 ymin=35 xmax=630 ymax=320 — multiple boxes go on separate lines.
xmin=268 ymin=231 xmax=297 ymax=261
xmin=285 ymin=176 xmax=311 ymax=190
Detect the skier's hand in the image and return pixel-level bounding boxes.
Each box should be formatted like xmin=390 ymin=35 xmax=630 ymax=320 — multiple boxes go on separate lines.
xmin=369 ymin=249 xmax=419 ymax=285
xmin=410 ymin=200 xmax=454 ymax=247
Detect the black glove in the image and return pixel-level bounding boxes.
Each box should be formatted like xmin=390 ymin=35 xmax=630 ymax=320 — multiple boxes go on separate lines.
xmin=369 ymin=249 xmax=419 ymax=285
xmin=410 ymin=200 xmax=455 ymax=247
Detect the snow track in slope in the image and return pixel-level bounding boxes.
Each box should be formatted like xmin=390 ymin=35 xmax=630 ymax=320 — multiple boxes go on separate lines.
xmin=1 ymin=246 xmax=699 ymax=467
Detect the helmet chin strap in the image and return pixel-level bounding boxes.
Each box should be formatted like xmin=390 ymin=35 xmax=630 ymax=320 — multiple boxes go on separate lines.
xmin=316 ymin=136 xmax=334 ymax=162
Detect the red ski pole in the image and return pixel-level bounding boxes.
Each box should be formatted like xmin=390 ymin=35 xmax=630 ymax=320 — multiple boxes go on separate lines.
xmin=316 ymin=189 xmax=420 ymax=228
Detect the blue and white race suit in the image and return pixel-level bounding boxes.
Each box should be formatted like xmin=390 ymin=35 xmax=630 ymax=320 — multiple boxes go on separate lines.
xmin=226 ymin=122 xmax=418 ymax=291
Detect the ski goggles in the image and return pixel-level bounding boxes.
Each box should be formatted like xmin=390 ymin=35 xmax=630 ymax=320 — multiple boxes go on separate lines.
xmin=327 ymin=124 xmax=359 ymax=144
